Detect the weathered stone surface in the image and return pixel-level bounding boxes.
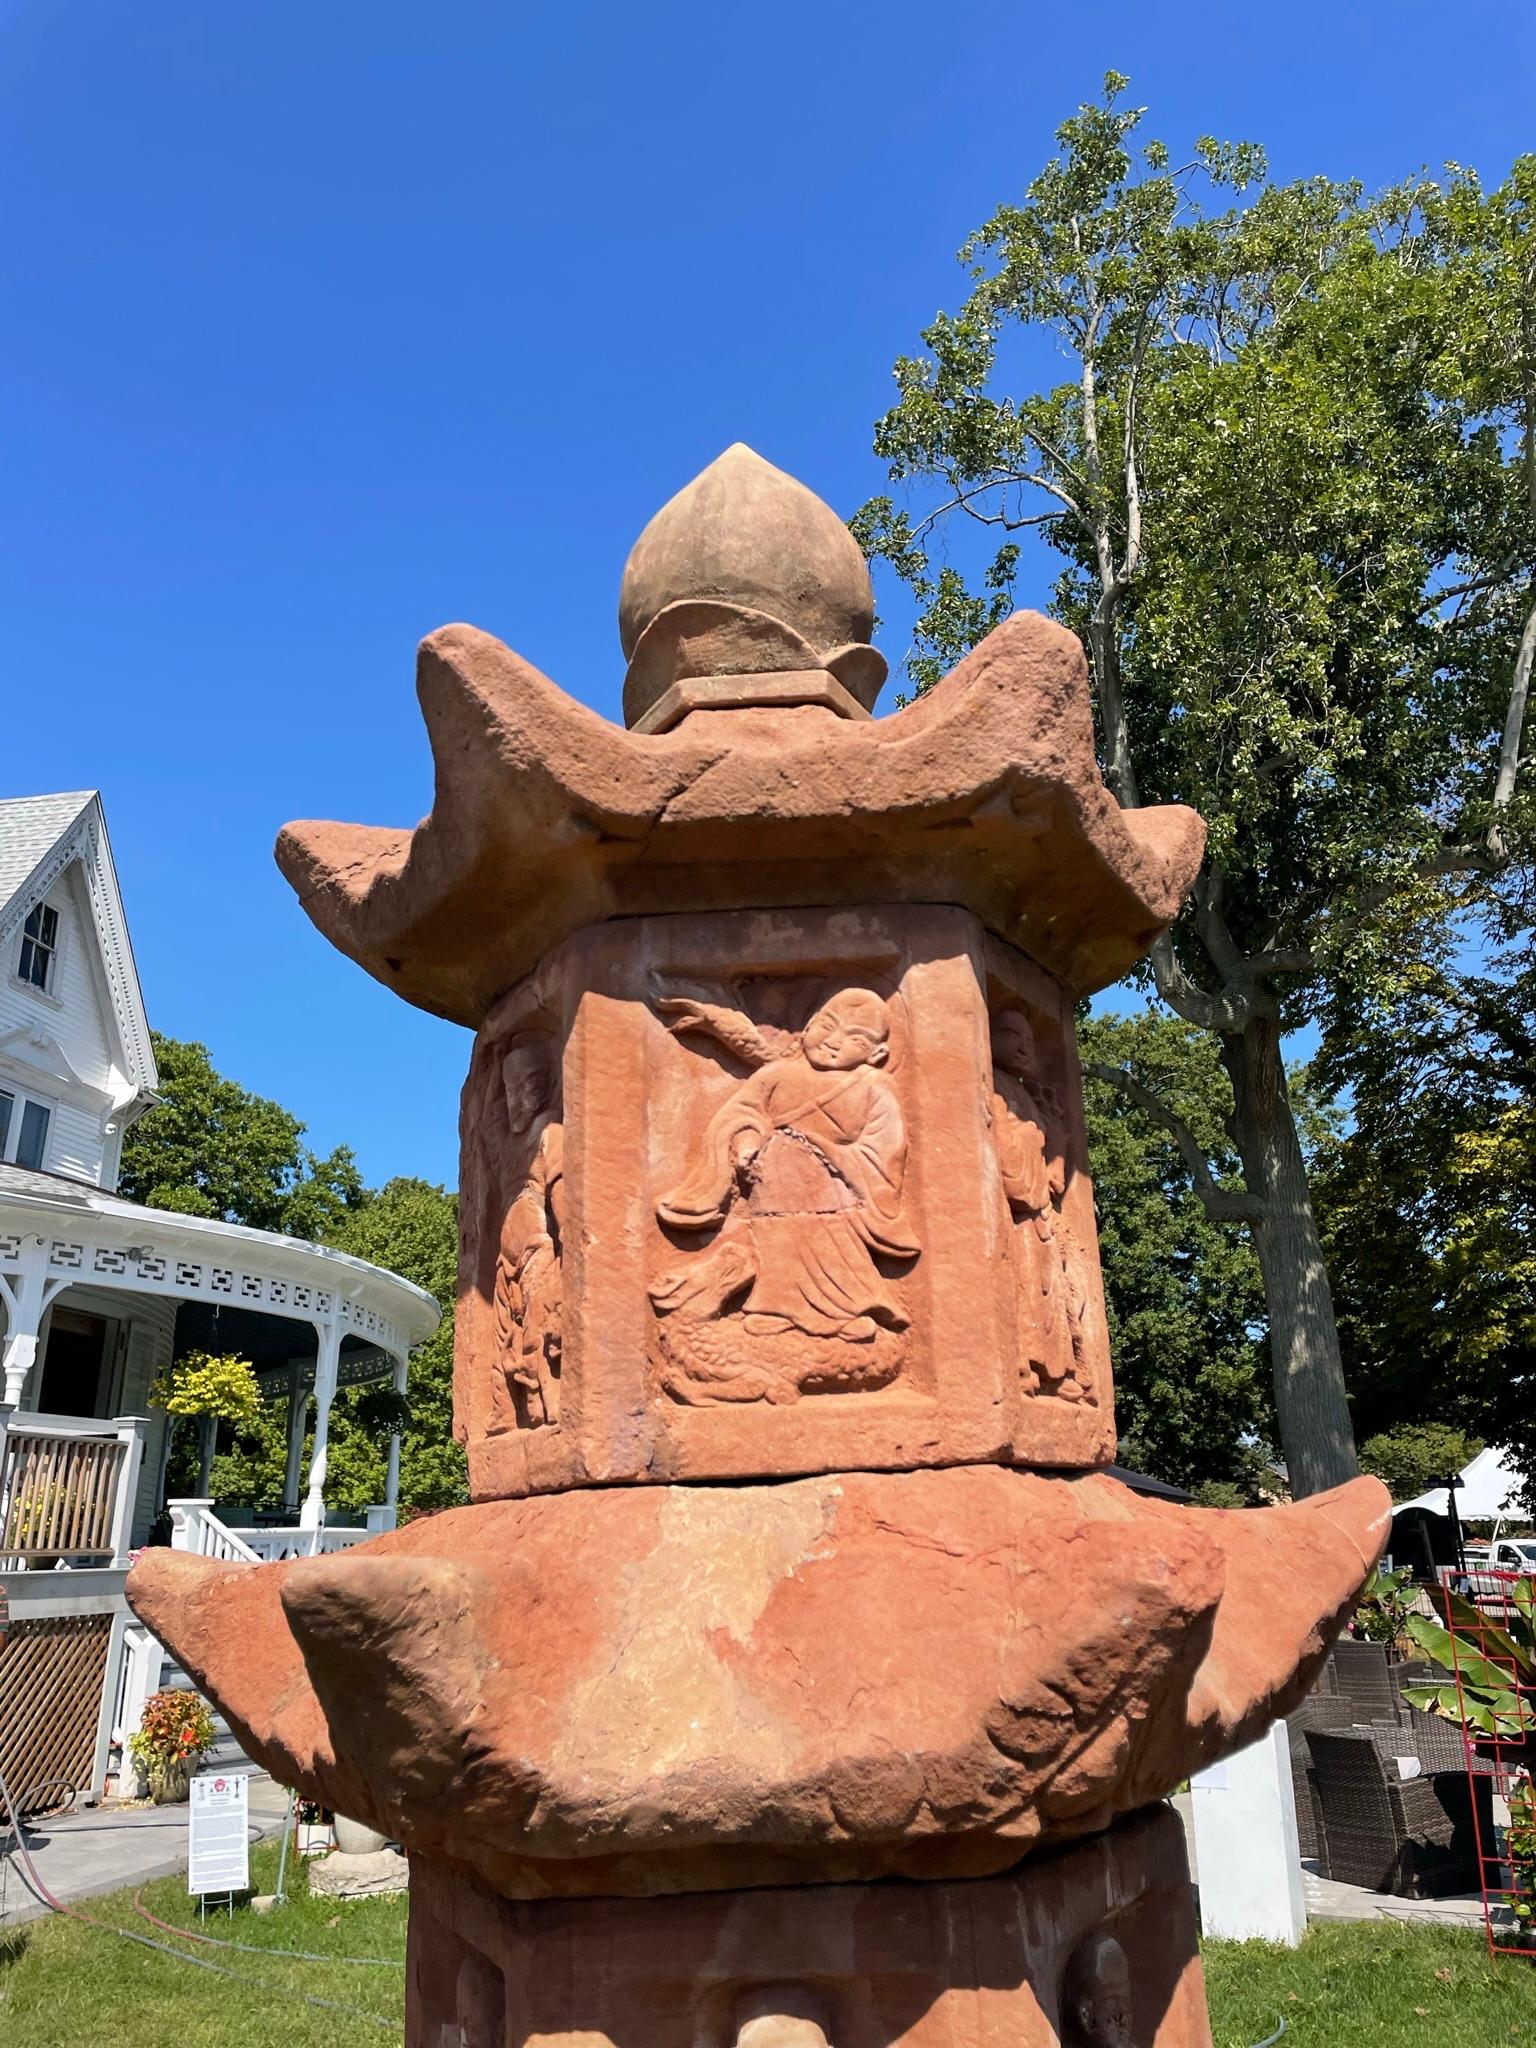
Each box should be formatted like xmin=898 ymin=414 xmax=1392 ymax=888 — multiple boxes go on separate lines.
xmin=404 ymin=1804 xmax=1212 ymax=2047
xmin=308 ymin=1847 xmax=409 ymax=1898
xmin=259 ymin=447 xmax=1377 ymax=2046
xmin=275 ymin=607 xmax=1204 ymax=1028
xmin=619 ymin=445 xmax=890 ymax=729
xmin=458 ymin=906 xmax=1113 ymax=1496
xmin=128 ymin=1465 xmax=1388 ymax=1900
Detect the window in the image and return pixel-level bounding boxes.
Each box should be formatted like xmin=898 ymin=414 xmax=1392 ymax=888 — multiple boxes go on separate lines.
xmin=18 ymin=902 xmax=59 ymax=992
xmin=0 ymin=1087 xmax=51 ymax=1170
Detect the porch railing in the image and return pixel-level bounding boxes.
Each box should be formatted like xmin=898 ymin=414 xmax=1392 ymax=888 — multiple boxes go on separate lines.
xmin=167 ymin=1498 xmax=262 ymax=1563
xmin=167 ymin=1498 xmax=396 ymax=1565
xmin=0 ymin=1411 xmax=145 ymax=1570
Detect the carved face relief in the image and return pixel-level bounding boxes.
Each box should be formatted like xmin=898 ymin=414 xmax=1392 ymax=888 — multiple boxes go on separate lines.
xmin=648 ymin=983 xmax=918 ymax=1407
xmin=501 ymin=1035 xmax=558 ymax=1139
xmin=1062 ymin=1932 xmax=1134 ymax=2048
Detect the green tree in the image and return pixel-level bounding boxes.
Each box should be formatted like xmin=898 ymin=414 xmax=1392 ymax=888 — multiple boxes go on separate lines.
xmin=209 ymin=1177 xmax=465 ymax=1518
xmin=121 ymin=1032 xmax=365 ymax=1239
xmin=1357 ymin=1423 xmax=1484 ymax=1504
xmin=1314 ymin=946 xmax=1536 ymax=1500
xmin=855 ymin=78 xmax=1533 ymax=1494
xmin=1080 ymin=1009 xmax=1272 ymax=1494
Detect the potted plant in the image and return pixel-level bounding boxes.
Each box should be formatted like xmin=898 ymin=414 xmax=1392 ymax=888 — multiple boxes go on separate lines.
xmin=296 ymin=1797 xmax=335 ymax=1855
xmin=1348 ymin=1564 xmax=1419 ymax=1654
xmin=127 ymin=1689 xmax=216 ymax=1803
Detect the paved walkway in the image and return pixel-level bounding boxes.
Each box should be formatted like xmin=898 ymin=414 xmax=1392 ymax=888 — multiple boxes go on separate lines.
xmin=0 ymin=1769 xmax=291 ymax=1928
xmin=1171 ymin=1790 xmax=1489 ymax=1935
xmin=1302 ymin=1865 xmax=1485 ymax=1929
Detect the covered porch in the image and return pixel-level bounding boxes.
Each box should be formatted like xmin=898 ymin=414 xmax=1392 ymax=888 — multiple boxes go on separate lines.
xmin=0 ymin=1162 xmax=439 ymax=1552
xmin=0 ymin=1167 xmax=439 ymax=1810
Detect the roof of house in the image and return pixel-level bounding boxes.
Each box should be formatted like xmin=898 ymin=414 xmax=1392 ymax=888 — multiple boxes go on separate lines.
xmin=0 ymin=790 xmax=157 ymax=1099
xmin=0 ymin=791 xmax=96 ymax=915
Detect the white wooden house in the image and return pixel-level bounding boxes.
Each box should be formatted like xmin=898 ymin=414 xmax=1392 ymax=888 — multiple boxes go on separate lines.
xmin=0 ymin=792 xmax=440 ymax=1808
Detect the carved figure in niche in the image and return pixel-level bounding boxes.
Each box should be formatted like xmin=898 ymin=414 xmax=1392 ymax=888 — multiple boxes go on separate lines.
xmin=734 ymin=1986 xmax=835 ymax=2048
xmin=650 ymin=987 xmax=918 ymax=1405
xmin=491 ymin=1037 xmax=564 ymax=1429
xmin=990 ymin=1006 xmax=1093 ymax=1404
xmin=1061 ymin=1932 xmax=1134 ymax=2048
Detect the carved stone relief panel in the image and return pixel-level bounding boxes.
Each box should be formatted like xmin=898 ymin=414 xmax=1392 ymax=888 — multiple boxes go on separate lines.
xmin=648 ymin=978 xmax=918 ymax=1409
xmin=458 ymin=906 xmax=1115 ymax=1501
xmin=456 ymin=968 xmax=567 ymax=1454
xmin=985 ymin=936 xmax=1115 ymax=1466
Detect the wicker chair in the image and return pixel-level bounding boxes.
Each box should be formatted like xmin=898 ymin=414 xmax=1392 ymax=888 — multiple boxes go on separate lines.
xmin=1305 ymin=1727 xmax=1491 ymax=1896
xmin=1330 ymin=1640 xmax=1400 ymax=1720
xmin=1287 ymin=1695 xmax=1356 ymax=1867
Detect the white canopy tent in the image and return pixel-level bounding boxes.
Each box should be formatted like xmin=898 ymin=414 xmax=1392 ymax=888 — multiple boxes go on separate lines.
xmin=1398 ymin=1444 xmax=1524 ymax=1524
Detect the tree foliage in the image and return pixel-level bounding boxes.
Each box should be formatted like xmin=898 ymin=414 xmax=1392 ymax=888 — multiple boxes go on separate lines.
xmin=121 ymin=1032 xmax=366 ymax=1240
xmin=1315 ymin=944 xmax=1535 ymax=1497
xmin=1080 ymin=1009 xmax=1271 ymax=1494
xmin=1357 ymin=1423 xmax=1485 ymax=1504
xmin=207 ymin=1176 xmax=465 ymax=1518
xmin=856 ymin=77 xmax=1534 ymax=1494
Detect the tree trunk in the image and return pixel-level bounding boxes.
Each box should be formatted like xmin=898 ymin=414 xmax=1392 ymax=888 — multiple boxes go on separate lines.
xmin=1220 ymin=1013 xmax=1358 ymax=1498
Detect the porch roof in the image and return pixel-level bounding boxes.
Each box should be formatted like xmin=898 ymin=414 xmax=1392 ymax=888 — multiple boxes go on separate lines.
xmin=0 ymin=1159 xmax=440 ymax=1382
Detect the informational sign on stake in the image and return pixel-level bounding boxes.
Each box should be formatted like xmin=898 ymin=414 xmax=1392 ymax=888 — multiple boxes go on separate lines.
xmin=188 ymin=1769 xmax=250 ymax=1899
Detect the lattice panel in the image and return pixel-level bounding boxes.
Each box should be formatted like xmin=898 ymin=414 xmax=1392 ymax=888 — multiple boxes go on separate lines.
xmin=0 ymin=1614 xmax=110 ymax=1810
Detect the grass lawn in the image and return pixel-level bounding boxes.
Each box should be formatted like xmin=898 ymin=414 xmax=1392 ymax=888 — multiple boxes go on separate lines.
xmin=0 ymin=1841 xmax=405 ymax=2047
xmin=2 ymin=1845 xmax=1532 ymax=2047
xmin=1203 ymin=1920 xmax=1533 ymax=2048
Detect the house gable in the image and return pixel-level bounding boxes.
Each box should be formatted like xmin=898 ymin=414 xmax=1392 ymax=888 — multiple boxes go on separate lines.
xmin=0 ymin=794 xmax=157 ymax=1186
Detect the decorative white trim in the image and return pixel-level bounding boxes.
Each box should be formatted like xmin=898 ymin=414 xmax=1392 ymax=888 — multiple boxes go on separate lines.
xmin=0 ymin=1185 xmax=437 ymax=1409
xmin=0 ymin=1024 xmax=115 ymax=1114
xmin=0 ymin=799 xmax=157 ymax=1099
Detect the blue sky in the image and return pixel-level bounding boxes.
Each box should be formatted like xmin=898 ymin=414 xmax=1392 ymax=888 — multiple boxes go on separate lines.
xmin=4 ymin=2 xmax=1531 ymax=1191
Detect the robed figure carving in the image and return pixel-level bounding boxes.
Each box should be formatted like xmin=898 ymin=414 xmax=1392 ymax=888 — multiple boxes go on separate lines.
xmin=990 ymin=1007 xmax=1093 ymax=1404
xmin=650 ymin=988 xmax=919 ymax=1405
xmin=492 ymin=1038 xmax=565 ymax=1429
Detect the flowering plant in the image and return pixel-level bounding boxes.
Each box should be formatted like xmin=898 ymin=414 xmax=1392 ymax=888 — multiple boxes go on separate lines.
xmin=127 ymin=1688 xmax=216 ymax=1797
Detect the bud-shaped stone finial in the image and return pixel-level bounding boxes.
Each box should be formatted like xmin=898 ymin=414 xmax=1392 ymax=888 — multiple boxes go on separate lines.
xmin=618 ymin=443 xmax=887 ymax=731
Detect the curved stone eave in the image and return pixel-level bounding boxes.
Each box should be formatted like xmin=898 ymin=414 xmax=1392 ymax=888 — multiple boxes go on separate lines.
xmin=276 ymin=611 xmax=1206 ymax=1028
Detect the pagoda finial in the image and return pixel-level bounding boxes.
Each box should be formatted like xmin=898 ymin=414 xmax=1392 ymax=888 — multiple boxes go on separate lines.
xmin=618 ymin=443 xmax=887 ymax=732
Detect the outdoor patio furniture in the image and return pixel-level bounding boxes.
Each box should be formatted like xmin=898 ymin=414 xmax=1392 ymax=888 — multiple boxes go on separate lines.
xmin=1286 ymin=1693 xmax=1356 ymax=1868
xmin=1305 ymin=1726 xmax=1492 ymax=1896
xmin=1329 ymin=1640 xmax=1399 ymax=1719
xmin=1373 ymin=1706 xmax=1497 ymax=1777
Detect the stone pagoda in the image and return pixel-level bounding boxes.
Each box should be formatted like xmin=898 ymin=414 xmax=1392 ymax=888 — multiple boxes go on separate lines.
xmin=131 ymin=445 xmax=1388 ymax=2047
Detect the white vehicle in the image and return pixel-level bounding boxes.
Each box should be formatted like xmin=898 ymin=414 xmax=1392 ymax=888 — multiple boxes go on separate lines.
xmin=1487 ymin=1536 xmax=1536 ymax=1576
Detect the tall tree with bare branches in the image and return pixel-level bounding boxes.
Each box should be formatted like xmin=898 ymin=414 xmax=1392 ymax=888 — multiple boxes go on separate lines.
xmin=855 ymin=78 xmax=1533 ymax=1495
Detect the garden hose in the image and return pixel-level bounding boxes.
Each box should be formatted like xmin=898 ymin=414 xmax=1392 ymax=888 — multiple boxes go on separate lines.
xmin=0 ymin=1757 xmax=396 ymax=2029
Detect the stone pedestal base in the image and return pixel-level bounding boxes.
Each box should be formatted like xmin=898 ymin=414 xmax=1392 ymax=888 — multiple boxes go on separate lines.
xmin=406 ymin=1806 xmax=1210 ymax=2047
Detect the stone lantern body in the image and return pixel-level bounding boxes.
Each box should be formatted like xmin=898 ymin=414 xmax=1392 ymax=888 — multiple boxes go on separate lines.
xmin=131 ymin=445 xmax=1388 ymax=2047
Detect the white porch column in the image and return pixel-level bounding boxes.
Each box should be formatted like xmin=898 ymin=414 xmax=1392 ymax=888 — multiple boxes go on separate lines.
xmin=300 ymin=1317 xmax=342 ymax=1533
xmin=383 ymin=1350 xmax=408 ymax=1512
xmin=282 ymin=1363 xmax=308 ymax=1512
xmin=107 ymin=1414 xmax=147 ymax=1564
xmin=0 ymin=1237 xmax=66 ymax=1407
